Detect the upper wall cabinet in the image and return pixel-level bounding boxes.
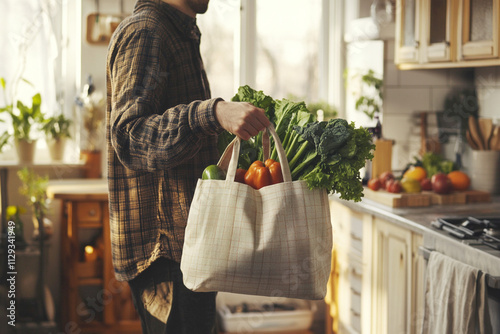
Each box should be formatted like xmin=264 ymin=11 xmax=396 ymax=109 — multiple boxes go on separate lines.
xmin=395 ymin=0 xmax=421 ymax=63
xmin=395 ymin=0 xmax=500 ymax=69
xmin=458 ymin=0 xmax=499 ymax=60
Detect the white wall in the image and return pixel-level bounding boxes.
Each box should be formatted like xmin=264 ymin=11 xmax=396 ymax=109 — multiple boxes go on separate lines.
xmin=382 ymin=40 xmax=475 ymax=172
xmin=475 ymin=66 xmax=500 ymax=121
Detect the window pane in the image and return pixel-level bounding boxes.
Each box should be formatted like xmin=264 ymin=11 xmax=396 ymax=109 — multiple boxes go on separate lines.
xmin=429 ymin=0 xmax=447 ymax=44
xmin=255 ymin=0 xmax=322 ymax=102
xmin=403 ymin=0 xmax=416 ymax=47
xmin=470 ymin=0 xmax=493 ymax=41
xmin=198 ymin=0 xmax=239 ymax=100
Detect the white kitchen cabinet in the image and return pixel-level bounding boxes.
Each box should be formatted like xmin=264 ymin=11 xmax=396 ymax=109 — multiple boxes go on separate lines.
xmin=395 ymin=0 xmax=500 ymax=69
xmin=330 ymin=201 xmax=373 ymax=334
xmin=458 ymin=0 xmax=500 ymax=60
xmin=327 ymin=200 xmax=423 ymax=334
xmin=395 ymin=0 xmax=421 ymax=64
xmin=370 ymin=217 xmax=424 ymax=334
xmin=420 ymin=0 xmax=456 ymax=63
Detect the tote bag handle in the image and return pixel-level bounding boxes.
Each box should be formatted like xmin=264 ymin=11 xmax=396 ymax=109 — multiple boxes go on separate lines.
xmin=217 ymin=125 xmax=292 ymax=184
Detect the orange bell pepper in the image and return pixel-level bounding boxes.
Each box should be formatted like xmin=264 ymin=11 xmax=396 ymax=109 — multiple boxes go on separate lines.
xmin=266 ymin=159 xmax=284 ymax=185
xmin=244 ymin=160 xmax=283 ymax=189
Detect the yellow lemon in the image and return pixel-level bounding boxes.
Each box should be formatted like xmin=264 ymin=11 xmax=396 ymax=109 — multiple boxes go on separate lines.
xmin=401 ymin=177 xmax=421 ymax=193
xmin=403 ymin=166 xmax=427 ymax=182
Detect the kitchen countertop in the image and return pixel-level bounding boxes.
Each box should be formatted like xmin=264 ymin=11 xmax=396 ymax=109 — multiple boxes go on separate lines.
xmin=330 ymin=194 xmax=500 ymax=277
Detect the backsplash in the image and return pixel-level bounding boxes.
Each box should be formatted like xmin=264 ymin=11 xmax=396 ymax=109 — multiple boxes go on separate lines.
xmin=382 ymin=40 xmax=476 ymax=172
xmin=475 ymin=66 xmax=500 ymax=121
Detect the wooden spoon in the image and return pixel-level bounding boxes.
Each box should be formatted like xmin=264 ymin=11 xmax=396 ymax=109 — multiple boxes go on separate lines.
xmin=478 ymin=118 xmax=493 ymax=149
xmin=489 ymin=125 xmax=500 ymax=150
xmin=468 ymin=116 xmax=485 ymax=150
xmin=466 ymin=129 xmax=479 ymax=150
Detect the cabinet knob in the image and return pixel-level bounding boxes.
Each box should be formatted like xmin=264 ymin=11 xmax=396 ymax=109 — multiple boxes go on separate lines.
xmin=444 ymin=40 xmax=450 ymax=46
xmin=89 ymin=209 xmax=96 ymax=216
xmin=414 ymin=41 xmax=420 ymax=48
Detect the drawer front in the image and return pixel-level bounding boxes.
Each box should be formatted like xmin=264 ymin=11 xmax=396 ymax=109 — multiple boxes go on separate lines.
xmin=76 ymin=202 xmax=102 ymax=223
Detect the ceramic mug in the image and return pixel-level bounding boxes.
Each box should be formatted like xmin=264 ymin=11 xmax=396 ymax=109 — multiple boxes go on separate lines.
xmin=470 ymin=150 xmax=500 ymax=195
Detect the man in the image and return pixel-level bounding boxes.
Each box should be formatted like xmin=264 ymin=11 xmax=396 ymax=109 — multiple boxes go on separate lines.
xmin=106 ymin=0 xmax=269 ymax=332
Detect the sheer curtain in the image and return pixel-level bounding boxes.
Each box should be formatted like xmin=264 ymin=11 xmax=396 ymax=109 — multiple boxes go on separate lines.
xmin=0 ymin=0 xmax=61 ymax=159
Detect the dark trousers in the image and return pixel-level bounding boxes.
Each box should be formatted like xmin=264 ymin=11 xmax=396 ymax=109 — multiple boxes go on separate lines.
xmin=128 ymin=257 xmax=217 ymax=334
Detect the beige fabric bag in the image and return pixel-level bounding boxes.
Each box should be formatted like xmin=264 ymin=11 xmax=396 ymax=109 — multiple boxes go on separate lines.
xmin=181 ymin=125 xmax=332 ymax=300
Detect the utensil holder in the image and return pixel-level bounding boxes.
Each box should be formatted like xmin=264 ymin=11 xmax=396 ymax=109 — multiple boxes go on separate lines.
xmin=470 ymin=150 xmax=500 ymax=195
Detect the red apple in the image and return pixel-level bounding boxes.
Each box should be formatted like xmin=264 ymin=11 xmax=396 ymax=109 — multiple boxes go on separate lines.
xmin=368 ymin=178 xmax=382 ymax=191
xmin=387 ymin=180 xmax=402 ymax=193
xmin=385 ymin=178 xmax=395 ymax=191
xmin=379 ymin=171 xmax=395 ymax=188
xmin=420 ymin=177 xmax=432 ymax=191
xmin=431 ymin=173 xmax=453 ymax=194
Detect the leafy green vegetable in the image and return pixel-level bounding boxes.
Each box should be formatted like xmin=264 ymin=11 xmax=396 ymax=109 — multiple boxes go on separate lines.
xmin=420 ymin=152 xmax=458 ymax=177
xmin=292 ymin=119 xmax=374 ymax=201
xmin=402 ymin=152 xmax=458 ymax=178
xmin=218 ymin=86 xmax=375 ymax=202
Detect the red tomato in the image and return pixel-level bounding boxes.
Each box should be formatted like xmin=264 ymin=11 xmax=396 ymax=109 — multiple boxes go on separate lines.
xmin=368 ymin=178 xmax=382 ymax=191
xmin=235 ymin=168 xmax=247 ymax=184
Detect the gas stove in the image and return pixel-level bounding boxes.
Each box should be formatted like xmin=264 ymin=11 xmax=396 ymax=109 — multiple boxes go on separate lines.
xmin=431 ymin=216 xmax=500 ymax=251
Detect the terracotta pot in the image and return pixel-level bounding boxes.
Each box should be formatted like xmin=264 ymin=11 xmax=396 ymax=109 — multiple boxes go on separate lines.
xmin=80 ymin=150 xmax=102 ymax=178
xmin=15 ymin=138 xmax=37 ymax=164
xmin=47 ymin=137 xmax=67 ymax=161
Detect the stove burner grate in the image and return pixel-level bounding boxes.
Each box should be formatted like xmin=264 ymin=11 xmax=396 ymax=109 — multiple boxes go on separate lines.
xmin=432 ymin=216 xmax=500 ymax=251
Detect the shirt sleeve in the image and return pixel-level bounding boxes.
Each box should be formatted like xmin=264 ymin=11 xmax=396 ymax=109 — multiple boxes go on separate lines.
xmin=107 ymin=26 xmax=224 ymax=172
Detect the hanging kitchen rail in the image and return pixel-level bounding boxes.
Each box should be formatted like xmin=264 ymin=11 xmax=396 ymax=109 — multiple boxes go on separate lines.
xmin=419 ymin=246 xmax=500 ymax=289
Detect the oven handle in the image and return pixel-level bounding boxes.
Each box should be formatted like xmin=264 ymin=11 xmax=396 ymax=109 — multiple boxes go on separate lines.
xmin=418 ymin=246 xmax=500 ymax=289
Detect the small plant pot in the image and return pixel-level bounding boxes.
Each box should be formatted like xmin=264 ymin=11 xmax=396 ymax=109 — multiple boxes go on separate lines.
xmin=46 ymin=137 xmax=67 ymax=162
xmin=15 ymin=138 xmax=37 ymax=164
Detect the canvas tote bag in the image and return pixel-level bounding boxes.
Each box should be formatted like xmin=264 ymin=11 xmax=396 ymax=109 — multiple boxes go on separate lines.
xmin=181 ymin=125 xmax=332 ymax=300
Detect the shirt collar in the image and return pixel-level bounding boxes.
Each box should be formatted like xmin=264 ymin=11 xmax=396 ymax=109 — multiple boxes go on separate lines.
xmin=134 ymin=0 xmax=201 ymax=40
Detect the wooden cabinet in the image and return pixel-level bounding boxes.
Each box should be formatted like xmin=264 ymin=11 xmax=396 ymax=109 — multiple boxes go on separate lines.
xmin=421 ymin=0 xmax=456 ymax=63
xmin=395 ymin=0 xmax=421 ymax=64
xmin=327 ymin=200 xmax=424 ymax=334
xmin=371 ymin=218 xmax=424 ymax=334
xmin=396 ymin=0 xmax=500 ymax=69
xmin=47 ymin=180 xmax=141 ymax=334
xmin=458 ymin=0 xmax=500 ymax=60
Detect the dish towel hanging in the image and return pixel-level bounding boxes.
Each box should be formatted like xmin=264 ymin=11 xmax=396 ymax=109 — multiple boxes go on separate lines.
xmin=421 ymin=251 xmax=492 ymax=334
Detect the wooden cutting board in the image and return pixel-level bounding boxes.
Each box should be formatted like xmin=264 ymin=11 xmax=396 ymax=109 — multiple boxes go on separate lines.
xmin=417 ymin=190 xmax=490 ymax=205
xmin=363 ymin=188 xmax=431 ymax=208
xmin=463 ymin=189 xmax=491 ymax=203
xmin=424 ymin=191 xmax=467 ymax=205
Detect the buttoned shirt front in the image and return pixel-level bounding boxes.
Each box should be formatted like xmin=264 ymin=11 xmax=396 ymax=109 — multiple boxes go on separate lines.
xmin=106 ymin=0 xmax=223 ymax=281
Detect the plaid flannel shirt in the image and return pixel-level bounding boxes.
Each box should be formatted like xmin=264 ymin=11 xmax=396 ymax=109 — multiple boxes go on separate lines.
xmin=106 ymin=0 xmax=223 ymax=281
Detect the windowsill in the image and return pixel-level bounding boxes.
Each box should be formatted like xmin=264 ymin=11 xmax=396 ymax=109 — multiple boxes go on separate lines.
xmin=0 ymin=160 xmax=86 ymax=169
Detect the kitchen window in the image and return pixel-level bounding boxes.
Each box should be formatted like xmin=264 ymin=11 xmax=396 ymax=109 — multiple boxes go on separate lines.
xmin=0 ymin=1 xmax=61 ymax=139
xmin=0 ymin=0 xmax=344 ymax=162
xmin=198 ymin=0 xmax=342 ymax=106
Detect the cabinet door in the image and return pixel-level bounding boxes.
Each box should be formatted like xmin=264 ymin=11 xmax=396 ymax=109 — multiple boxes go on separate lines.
xmin=458 ymin=0 xmax=499 ymax=60
xmin=372 ymin=218 xmax=412 ymax=334
xmin=422 ymin=0 xmax=457 ymax=62
xmin=395 ymin=0 xmax=421 ymax=63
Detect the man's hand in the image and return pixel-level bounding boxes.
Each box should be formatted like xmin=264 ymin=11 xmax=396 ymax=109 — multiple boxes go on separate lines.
xmin=215 ymin=101 xmax=271 ymax=141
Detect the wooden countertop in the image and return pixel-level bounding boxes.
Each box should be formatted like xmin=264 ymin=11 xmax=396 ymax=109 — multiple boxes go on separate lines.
xmin=46 ymin=179 xmax=108 ymax=201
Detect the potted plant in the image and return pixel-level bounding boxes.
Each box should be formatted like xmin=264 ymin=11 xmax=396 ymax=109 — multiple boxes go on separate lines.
xmin=17 ymin=167 xmax=53 ymax=241
xmin=0 ymin=77 xmax=44 ymax=163
xmin=353 ymin=69 xmax=383 ymax=120
xmin=42 ymin=112 xmax=72 ymax=161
